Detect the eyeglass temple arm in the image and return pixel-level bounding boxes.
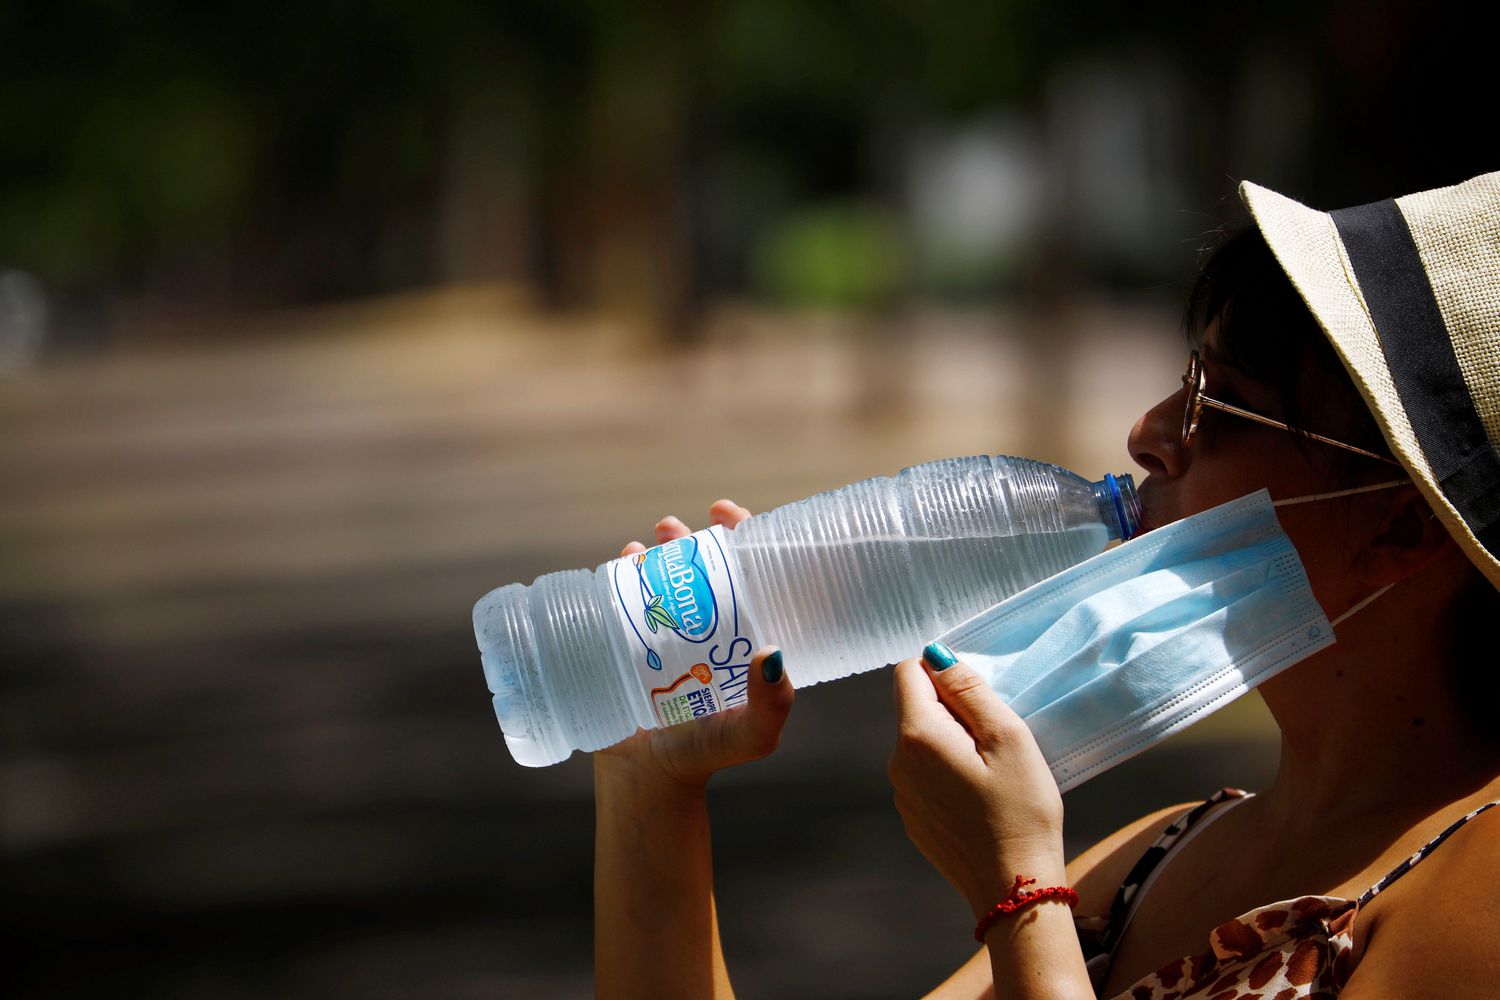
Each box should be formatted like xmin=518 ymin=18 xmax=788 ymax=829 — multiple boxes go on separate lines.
xmin=1197 ymin=397 xmax=1403 ymax=466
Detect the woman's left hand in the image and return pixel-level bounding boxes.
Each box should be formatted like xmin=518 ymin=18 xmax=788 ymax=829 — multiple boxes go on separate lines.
xmin=887 ymin=644 xmax=1067 ymax=920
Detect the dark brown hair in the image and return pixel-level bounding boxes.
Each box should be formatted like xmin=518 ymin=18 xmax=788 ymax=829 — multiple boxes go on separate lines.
xmin=1181 ymin=227 xmax=1391 ymax=478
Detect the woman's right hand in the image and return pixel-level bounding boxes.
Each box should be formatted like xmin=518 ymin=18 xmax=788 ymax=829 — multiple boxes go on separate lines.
xmin=595 ymin=499 xmax=795 ymax=792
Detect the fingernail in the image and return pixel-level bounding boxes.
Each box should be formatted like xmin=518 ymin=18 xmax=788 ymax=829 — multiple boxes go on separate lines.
xmin=761 ymin=649 xmax=784 ymax=684
xmin=922 ymin=641 xmax=958 ymax=671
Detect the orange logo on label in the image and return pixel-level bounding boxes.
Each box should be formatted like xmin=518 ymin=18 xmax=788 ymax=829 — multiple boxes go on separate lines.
xmin=691 ymin=662 xmax=712 ymax=684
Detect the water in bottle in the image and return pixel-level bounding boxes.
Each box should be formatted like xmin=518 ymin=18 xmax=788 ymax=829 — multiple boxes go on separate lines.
xmin=474 ymin=455 xmax=1140 ymax=766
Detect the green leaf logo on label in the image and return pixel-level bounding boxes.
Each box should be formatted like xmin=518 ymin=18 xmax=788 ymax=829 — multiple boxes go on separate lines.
xmin=643 ymin=594 xmax=681 ymax=634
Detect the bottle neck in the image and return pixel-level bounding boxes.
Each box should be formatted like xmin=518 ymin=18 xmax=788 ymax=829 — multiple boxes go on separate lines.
xmin=1093 ymin=473 xmax=1141 ymax=541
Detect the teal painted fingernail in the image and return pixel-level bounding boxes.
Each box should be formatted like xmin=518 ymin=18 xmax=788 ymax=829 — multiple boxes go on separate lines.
xmin=762 ymin=649 xmax=784 ymax=684
xmin=923 ymin=641 xmax=958 ymax=671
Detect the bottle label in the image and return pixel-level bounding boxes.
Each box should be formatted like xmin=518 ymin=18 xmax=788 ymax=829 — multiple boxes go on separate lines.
xmin=605 ymin=524 xmax=759 ymax=728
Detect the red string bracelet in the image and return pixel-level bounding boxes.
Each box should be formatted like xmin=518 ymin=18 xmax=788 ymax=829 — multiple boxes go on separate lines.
xmin=973 ymin=875 xmax=1080 ymax=942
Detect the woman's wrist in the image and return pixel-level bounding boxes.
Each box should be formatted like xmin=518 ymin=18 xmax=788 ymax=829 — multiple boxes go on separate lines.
xmin=965 ymin=845 xmax=1068 ymax=921
xmin=982 ymin=900 xmax=1093 ymax=1000
xmin=978 ymin=870 xmax=1093 ymax=1000
xmin=978 ymin=887 xmax=1079 ymax=940
xmin=595 ymin=747 xmax=710 ymax=802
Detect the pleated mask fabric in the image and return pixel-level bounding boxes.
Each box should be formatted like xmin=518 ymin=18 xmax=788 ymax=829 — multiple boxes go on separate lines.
xmin=935 ymin=490 xmax=1332 ymax=791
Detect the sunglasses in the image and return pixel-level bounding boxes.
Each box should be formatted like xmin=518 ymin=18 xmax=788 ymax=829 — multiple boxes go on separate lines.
xmin=1181 ymin=350 xmax=1402 ymax=466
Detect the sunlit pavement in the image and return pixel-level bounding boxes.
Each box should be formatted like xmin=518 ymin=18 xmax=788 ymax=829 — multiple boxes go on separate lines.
xmin=1 ymin=290 xmax=1277 ymax=997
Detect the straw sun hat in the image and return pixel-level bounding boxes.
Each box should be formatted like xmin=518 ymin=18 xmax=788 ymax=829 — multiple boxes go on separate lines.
xmin=1240 ymin=172 xmax=1500 ymax=591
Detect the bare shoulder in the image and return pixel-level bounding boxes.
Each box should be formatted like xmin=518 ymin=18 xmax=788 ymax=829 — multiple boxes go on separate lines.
xmin=1066 ymin=800 xmax=1200 ymax=915
xmin=1345 ymin=804 xmax=1500 ymax=997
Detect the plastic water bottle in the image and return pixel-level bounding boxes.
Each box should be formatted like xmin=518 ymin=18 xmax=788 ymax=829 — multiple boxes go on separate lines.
xmin=475 ymin=456 xmax=1140 ymax=766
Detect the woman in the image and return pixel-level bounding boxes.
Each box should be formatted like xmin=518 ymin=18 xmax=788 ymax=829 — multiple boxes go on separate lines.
xmin=594 ymin=173 xmax=1500 ymax=998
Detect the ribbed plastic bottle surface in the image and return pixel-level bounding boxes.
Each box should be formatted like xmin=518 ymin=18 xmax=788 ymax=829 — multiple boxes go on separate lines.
xmin=474 ymin=456 xmax=1138 ymax=766
xmin=725 ymin=457 xmax=1114 ymax=686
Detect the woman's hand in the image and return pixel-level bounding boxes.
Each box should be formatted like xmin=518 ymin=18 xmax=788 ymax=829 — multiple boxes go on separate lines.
xmin=887 ymin=643 xmax=1066 ymax=921
xmin=596 ymin=499 xmax=795 ymax=792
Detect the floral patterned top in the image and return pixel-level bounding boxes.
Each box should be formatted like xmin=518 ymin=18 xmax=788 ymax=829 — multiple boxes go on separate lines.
xmin=1075 ymin=788 xmax=1497 ymax=999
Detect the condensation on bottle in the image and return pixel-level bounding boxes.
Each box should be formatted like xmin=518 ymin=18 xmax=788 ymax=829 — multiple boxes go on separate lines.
xmin=474 ymin=456 xmax=1141 ymax=766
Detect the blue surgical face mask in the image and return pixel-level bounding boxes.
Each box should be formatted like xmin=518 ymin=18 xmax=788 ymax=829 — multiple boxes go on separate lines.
xmin=934 ymin=479 xmax=1408 ymax=791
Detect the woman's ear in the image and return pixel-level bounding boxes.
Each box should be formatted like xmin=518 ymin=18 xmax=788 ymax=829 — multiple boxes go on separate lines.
xmin=1357 ymin=487 xmax=1455 ymax=584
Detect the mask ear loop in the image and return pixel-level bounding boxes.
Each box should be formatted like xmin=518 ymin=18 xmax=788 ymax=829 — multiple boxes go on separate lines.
xmin=1271 ymin=478 xmax=1411 ymax=506
xmin=1330 ymin=582 xmax=1395 ymax=629
xmin=1270 ymin=478 xmax=1411 ymax=631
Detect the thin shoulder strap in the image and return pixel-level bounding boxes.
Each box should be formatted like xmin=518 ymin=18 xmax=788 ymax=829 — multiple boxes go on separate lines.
xmin=1096 ymin=788 xmax=1250 ymax=955
xmin=1356 ymin=800 xmax=1499 ymax=908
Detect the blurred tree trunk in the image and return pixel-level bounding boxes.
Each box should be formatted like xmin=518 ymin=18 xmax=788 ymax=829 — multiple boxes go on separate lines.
xmin=532 ymin=13 xmax=702 ymax=344
xmin=438 ymin=90 xmax=535 ymax=291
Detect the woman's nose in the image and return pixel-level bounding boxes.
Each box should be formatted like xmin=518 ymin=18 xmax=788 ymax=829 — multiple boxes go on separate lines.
xmin=1128 ymin=389 xmax=1189 ymax=479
